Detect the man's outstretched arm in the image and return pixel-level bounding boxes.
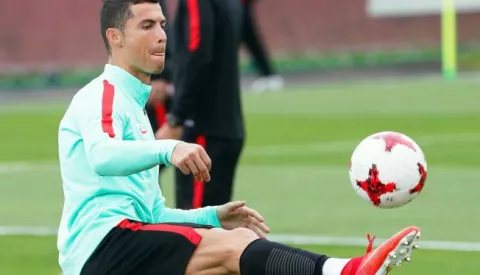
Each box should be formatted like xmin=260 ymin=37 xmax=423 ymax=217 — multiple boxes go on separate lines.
xmin=153 ymin=194 xmax=221 ymax=227
xmin=84 ymin=138 xmax=180 ymax=177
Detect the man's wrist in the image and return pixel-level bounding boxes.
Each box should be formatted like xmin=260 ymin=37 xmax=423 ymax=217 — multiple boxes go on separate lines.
xmin=209 ymin=206 xmax=222 ymax=228
xmin=156 ymin=139 xmax=183 ymax=166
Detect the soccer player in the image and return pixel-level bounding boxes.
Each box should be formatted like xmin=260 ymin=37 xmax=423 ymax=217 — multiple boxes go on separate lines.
xmin=57 ymin=1 xmax=421 ymax=275
xmin=156 ymin=0 xmax=245 ymax=209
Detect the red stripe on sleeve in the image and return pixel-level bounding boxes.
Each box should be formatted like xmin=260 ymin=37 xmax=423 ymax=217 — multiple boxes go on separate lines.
xmin=186 ymin=0 xmax=200 ymax=51
xmin=192 ymin=135 xmax=207 ymax=209
xmin=117 ymin=219 xmax=202 ymax=245
xmin=101 ymin=80 xmax=116 ymax=138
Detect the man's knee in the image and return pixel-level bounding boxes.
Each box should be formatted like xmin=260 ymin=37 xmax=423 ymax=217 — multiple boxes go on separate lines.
xmin=194 ymin=227 xmax=258 ymax=273
xmin=233 ymin=227 xmax=258 ymax=239
xmin=221 ymin=228 xmax=259 ymax=272
xmin=207 ymin=228 xmax=258 ymax=257
xmin=226 ymin=227 xmax=259 ymax=248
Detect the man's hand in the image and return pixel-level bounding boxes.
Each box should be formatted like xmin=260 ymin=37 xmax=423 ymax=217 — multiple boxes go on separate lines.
xmin=217 ymin=201 xmax=271 ymax=238
xmin=170 ymin=142 xmax=211 ymax=182
xmin=156 ymin=124 xmax=183 ymax=140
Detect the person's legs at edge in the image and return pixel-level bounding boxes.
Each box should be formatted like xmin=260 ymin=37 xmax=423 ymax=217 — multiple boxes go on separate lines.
xmin=241 ymin=0 xmax=284 ymax=92
xmin=175 ymin=133 xmax=244 ymax=209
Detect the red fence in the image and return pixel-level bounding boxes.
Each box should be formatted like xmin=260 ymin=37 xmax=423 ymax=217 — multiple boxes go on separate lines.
xmin=1 ymin=0 xmax=480 ymax=70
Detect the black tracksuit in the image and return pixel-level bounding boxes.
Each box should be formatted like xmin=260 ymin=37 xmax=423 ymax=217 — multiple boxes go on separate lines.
xmin=170 ymin=0 xmax=245 ymax=209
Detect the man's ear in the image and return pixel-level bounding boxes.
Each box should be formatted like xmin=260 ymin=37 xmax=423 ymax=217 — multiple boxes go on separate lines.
xmin=106 ymin=28 xmax=124 ymax=49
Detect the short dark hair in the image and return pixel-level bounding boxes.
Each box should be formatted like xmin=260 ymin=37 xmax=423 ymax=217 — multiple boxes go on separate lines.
xmin=100 ymin=0 xmax=159 ymax=54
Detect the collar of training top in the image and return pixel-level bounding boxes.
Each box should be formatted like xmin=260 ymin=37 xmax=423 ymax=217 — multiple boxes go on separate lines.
xmin=103 ymin=64 xmax=152 ymax=107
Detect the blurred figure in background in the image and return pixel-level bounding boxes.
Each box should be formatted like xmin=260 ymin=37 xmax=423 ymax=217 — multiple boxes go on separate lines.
xmin=156 ymin=0 xmax=245 ymax=210
xmin=241 ymin=0 xmax=284 ymax=92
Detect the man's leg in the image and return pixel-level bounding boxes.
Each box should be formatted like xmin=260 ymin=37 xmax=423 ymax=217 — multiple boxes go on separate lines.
xmin=175 ymin=135 xmax=244 ymax=209
xmin=241 ymin=0 xmax=274 ymax=77
xmin=80 ymin=220 xmax=213 ymax=275
xmin=201 ymin=137 xmax=243 ymax=207
xmin=186 ymin=226 xmax=421 ymax=275
xmin=241 ymin=0 xmax=284 ymax=93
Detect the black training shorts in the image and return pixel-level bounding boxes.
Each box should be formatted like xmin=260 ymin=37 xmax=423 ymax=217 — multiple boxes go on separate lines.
xmin=80 ymin=219 xmax=213 ymax=275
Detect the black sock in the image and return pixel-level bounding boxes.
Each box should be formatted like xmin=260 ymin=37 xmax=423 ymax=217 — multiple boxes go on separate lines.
xmin=239 ymin=238 xmax=329 ymax=275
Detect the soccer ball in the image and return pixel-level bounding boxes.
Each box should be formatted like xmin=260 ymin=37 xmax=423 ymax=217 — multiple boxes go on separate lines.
xmin=349 ymin=131 xmax=428 ymax=208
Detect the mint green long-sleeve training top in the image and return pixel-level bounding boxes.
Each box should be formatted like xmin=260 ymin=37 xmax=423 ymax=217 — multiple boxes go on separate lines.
xmin=57 ymin=64 xmax=220 ymax=275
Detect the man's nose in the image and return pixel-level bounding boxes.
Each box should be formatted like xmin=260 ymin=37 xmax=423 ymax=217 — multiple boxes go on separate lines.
xmin=157 ymin=28 xmax=167 ymax=43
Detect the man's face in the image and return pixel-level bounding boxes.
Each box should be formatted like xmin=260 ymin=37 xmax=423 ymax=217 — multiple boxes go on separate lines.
xmin=120 ymin=3 xmax=167 ymax=75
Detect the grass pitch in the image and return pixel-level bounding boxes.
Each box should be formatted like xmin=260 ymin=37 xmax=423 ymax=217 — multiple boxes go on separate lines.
xmin=1 ymin=75 xmax=479 ymax=274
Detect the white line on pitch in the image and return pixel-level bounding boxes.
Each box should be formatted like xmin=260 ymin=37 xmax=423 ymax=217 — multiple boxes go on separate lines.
xmin=0 ymin=132 xmax=479 ymax=173
xmin=0 ymin=226 xmax=479 ymax=252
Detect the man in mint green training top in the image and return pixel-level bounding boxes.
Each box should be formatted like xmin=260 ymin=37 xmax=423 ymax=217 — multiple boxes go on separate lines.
xmin=57 ymin=1 xmax=422 ymax=275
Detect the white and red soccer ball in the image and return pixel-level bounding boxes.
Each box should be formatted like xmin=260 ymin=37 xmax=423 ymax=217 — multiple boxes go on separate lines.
xmin=349 ymin=131 xmax=427 ymax=208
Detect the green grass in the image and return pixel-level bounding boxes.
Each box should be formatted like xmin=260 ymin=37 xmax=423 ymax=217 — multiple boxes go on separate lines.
xmin=1 ymin=75 xmax=480 ymax=274
xmin=0 ymin=236 xmax=478 ymax=275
